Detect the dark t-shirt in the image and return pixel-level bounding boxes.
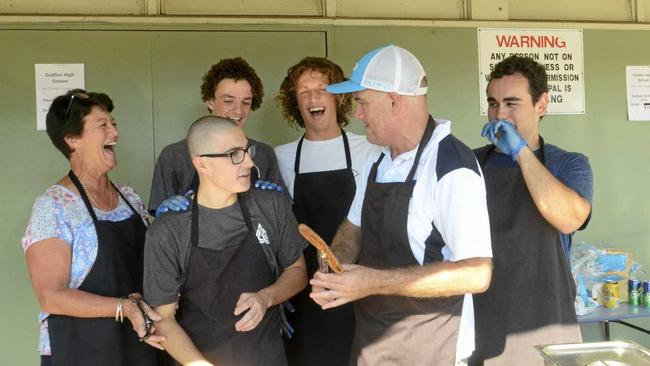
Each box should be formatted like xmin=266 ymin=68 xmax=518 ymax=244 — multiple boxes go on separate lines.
xmin=148 ymin=137 xmax=288 ymax=213
xmin=143 ymin=189 xmax=305 ymax=307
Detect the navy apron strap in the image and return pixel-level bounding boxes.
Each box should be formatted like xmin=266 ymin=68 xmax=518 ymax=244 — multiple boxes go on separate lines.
xmin=294 ymin=135 xmax=306 ymax=174
xmin=238 ymin=193 xmax=279 ymax=279
xmin=179 ymin=192 xmax=201 ymax=294
xmin=405 ymin=118 xmax=435 ymax=182
xmin=68 ymin=170 xmax=100 ymax=223
xmin=341 ymin=129 xmax=352 ymax=170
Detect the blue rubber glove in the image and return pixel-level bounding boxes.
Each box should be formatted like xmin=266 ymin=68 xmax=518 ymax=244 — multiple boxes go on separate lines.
xmin=279 ymin=301 xmax=295 ymax=339
xmin=254 ymin=179 xmax=284 ymax=193
xmin=154 ymin=190 xmax=193 ymax=217
xmin=481 ymin=120 xmax=527 ymax=161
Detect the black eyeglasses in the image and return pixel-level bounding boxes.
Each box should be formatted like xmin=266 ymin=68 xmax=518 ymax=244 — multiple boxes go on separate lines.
xmin=64 ymin=92 xmax=89 ymax=119
xmin=199 ymin=144 xmax=256 ymax=165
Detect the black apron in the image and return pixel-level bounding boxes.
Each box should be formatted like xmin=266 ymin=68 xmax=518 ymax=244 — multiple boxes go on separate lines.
xmin=469 ymin=141 xmax=581 ymax=366
xmin=353 ymin=119 xmax=463 ymax=366
xmin=47 ymin=171 xmax=157 ymax=366
xmin=286 ymin=130 xmax=356 ymax=366
xmin=176 ymin=193 xmax=286 ymax=366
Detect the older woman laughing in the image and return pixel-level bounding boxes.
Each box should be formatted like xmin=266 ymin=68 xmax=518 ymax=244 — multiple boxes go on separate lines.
xmin=23 ymin=89 xmax=164 ymax=366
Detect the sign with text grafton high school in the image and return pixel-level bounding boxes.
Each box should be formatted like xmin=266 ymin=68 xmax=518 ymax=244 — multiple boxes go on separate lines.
xmin=477 ymin=28 xmax=585 ymax=115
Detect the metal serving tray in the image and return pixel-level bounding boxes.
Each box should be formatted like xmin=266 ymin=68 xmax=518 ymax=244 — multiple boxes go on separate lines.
xmin=536 ymin=340 xmax=650 ymax=365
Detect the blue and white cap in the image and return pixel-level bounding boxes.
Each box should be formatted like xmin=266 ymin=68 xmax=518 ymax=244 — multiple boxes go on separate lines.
xmin=327 ymin=44 xmax=428 ymax=96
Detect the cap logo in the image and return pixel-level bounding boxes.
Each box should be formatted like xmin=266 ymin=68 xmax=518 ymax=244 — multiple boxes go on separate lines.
xmin=365 ymin=79 xmax=393 ymax=92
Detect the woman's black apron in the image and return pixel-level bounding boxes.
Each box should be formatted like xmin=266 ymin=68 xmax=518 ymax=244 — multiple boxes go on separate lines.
xmin=176 ymin=193 xmax=286 ymax=366
xmin=352 ymin=119 xmax=463 ymax=366
xmin=286 ymin=130 xmax=356 ymax=365
xmin=469 ymin=141 xmax=581 ymax=366
xmin=47 ymin=171 xmax=157 ymax=366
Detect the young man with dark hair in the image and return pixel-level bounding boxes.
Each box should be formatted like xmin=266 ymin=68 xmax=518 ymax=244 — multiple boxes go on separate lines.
xmin=470 ymin=55 xmax=593 ymax=365
xmin=149 ymin=57 xmax=287 ymax=216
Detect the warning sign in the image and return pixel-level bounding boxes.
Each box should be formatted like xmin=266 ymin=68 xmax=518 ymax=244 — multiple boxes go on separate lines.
xmin=477 ymin=28 xmax=585 ymax=115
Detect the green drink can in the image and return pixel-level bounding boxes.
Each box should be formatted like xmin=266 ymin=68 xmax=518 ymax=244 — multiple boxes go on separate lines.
xmin=643 ymin=281 xmax=650 ymax=308
xmin=629 ymin=279 xmax=641 ymax=306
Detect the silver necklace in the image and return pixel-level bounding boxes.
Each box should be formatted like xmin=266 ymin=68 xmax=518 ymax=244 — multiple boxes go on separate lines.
xmin=79 ymin=178 xmax=115 ymax=211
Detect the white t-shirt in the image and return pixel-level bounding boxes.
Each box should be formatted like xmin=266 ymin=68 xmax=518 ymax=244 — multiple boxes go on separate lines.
xmin=347 ymin=119 xmax=493 ymax=361
xmin=275 ymin=132 xmax=381 ymax=198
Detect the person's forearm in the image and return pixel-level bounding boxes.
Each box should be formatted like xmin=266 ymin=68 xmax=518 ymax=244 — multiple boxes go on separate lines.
xmin=38 ymin=287 xmax=123 ymax=318
xmin=517 ymin=147 xmax=591 ymax=234
xmin=330 ymin=220 xmax=362 ymax=264
xmin=372 ymin=257 xmax=493 ymax=298
xmin=259 ymin=256 xmax=307 ymax=307
xmin=156 ymin=315 xmax=209 ymax=365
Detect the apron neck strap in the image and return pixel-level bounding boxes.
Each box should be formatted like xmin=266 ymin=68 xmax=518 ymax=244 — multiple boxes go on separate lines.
xmin=538 ymin=136 xmax=547 ymax=165
xmin=68 ymin=170 xmax=99 ymax=223
xmin=294 ymin=128 xmax=351 ymax=173
xmin=341 ymin=129 xmax=352 ymax=169
xmin=116 ymin=188 xmax=139 ymax=216
xmin=405 ymin=117 xmax=436 ymax=182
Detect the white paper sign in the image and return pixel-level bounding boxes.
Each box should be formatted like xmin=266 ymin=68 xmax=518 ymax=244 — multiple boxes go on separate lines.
xmin=477 ymin=29 xmax=585 ymax=115
xmin=626 ymin=66 xmax=650 ymax=121
xmin=35 ymin=64 xmax=85 ymax=130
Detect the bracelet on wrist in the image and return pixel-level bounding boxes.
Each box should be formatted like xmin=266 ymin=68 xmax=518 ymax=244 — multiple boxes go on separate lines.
xmin=115 ymin=296 xmax=127 ymax=323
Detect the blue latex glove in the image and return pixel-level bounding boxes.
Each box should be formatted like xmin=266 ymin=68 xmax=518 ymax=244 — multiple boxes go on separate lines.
xmin=481 ymin=120 xmax=527 ymax=160
xmin=279 ymin=301 xmax=295 ymax=339
xmin=254 ymin=179 xmax=284 ymax=193
xmin=154 ymin=190 xmax=193 ymax=217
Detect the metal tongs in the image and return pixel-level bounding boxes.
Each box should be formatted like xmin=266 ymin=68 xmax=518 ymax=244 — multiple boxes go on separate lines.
xmin=317 ymin=250 xmax=330 ymax=274
xmin=128 ymin=293 xmax=153 ymax=341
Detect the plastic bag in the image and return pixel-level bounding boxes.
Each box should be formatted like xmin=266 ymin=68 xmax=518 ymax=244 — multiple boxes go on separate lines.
xmin=571 ymin=242 xmax=643 ymax=315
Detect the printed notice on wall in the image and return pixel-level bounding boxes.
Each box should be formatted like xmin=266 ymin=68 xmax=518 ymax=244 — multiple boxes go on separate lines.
xmin=35 ymin=64 xmax=85 ymax=130
xmin=626 ymin=66 xmax=650 ymax=121
xmin=477 ymin=29 xmax=585 ymax=115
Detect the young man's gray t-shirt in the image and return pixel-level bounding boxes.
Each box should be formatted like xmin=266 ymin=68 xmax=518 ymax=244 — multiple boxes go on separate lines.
xmin=143 ymin=189 xmax=305 ymax=307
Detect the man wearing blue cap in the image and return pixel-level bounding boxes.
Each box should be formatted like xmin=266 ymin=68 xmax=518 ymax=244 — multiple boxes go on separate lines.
xmin=310 ymin=45 xmax=494 ymax=365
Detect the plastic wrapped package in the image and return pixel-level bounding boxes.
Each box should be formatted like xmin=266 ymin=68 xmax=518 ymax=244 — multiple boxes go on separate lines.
xmin=571 ymin=242 xmax=643 ymax=315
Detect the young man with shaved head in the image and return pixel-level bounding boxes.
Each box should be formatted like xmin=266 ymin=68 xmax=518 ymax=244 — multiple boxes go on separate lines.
xmin=143 ymin=116 xmax=306 ymax=366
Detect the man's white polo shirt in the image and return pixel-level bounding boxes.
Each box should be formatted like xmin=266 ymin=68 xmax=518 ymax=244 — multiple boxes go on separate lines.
xmin=347 ymin=118 xmax=493 ymax=361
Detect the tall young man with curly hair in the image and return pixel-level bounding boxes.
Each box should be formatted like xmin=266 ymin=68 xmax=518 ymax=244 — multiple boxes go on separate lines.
xmin=149 ymin=57 xmax=286 ymax=215
xmin=274 ymin=57 xmax=379 ymax=366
